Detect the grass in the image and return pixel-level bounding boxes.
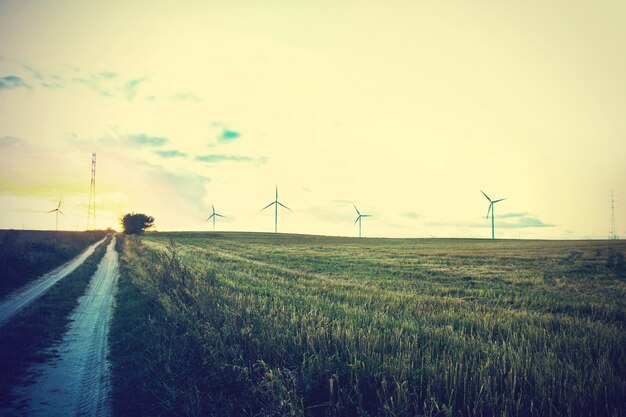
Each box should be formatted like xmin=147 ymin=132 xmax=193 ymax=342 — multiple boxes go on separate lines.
xmin=0 ymin=229 xmax=107 ymax=298
xmin=0 ymin=236 xmax=109 ymax=407
xmin=112 ymin=232 xmax=626 ymax=417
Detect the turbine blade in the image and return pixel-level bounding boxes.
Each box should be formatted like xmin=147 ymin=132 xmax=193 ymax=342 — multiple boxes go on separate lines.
xmin=354 ymin=215 xmax=361 ymax=225
xmin=481 ymin=190 xmax=492 ymax=202
xmin=361 ymin=214 xmax=372 ymax=217
xmin=261 ymin=201 xmax=275 ymax=211
xmin=278 ymin=202 xmax=292 ymax=211
xmin=47 ymin=209 xmax=56 ymax=213
xmin=59 ymin=210 xmax=65 ymax=217
xmin=216 ymin=213 xmax=225 ymax=218
xmin=493 ymin=198 xmax=506 ymax=203
xmin=353 ymin=204 xmax=361 ymax=215
xmin=212 ymin=204 xmax=215 ymax=212
xmin=486 ymin=203 xmax=492 ymax=219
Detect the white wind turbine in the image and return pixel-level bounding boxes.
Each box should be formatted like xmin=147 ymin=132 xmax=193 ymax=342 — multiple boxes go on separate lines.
xmin=47 ymin=198 xmax=65 ymax=231
xmin=353 ymin=204 xmax=371 ymax=238
xmin=205 ymin=204 xmax=225 ymax=231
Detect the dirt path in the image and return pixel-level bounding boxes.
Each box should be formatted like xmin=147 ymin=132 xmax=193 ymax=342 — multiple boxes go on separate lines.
xmin=8 ymin=236 xmax=119 ymax=417
xmin=0 ymin=237 xmax=108 ymax=328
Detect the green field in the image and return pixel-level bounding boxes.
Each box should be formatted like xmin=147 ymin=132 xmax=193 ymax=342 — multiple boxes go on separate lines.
xmin=112 ymin=232 xmax=626 ymax=417
xmin=0 ymin=230 xmax=107 ymax=297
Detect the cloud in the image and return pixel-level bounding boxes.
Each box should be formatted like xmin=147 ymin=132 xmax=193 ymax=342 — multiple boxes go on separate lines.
xmin=0 ymin=136 xmax=25 ymax=147
xmin=196 ymin=154 xmax=254 ymax=163
xmin=124 ymin=77 xmax=146 ymax=100
xmin=219 ymin=129 xmax=241 ymax=141
xmin=156 ymin=149 xmax=187 ymax=158
xmin=168 ymin=93 xmax=202 ymax=102
xmin=0 ymin=75 xmax=30 ymax=90
xmin=426 ymin=213 xmax=555 ymax=229
xmin=401 ymin=211 xmax=422 ymax=220
xmin=98 ymin=71 xmax=118 ymax=79
xmin=23 ymin=66 xmax=66 ymax=88
xmin=499 ymin=216 xmax=555 ymax=228
xmin=68 ymin=71 xmax=147 ymax=100
xmin=126 ymin=134 xmax=168 ymax=146
xmin=500 ymin=212 xmax=530 ymax=219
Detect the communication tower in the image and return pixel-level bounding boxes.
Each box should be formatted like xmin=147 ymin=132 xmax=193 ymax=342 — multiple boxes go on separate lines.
xmin=87 ymin=153 xmax=96 ymax=230
xmin=609 ymin=191 xmax=619 ymax=240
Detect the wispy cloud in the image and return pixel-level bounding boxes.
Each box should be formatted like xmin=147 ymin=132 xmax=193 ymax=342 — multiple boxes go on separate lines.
xmin=126 ymin=134 xmax=168 ymax=146
xmin=401 ymin=211 xmax=422 ymax=220
xmin=195 ymin=154 xmax=266 ymax=164
xmin=21 ymin=64 xmax=146 ymax=100
xmin=124 ymin=77 xmax=146 ymax=100
xmin=0 ymin=136 xmax=25 ymax=146
xmin=500 ymin=212 xmax=530 ymax=219
xmin=500 ymin=216 xmax=555 ymax=228
xmin=426 ymin=213 xmax=555 ymax=229
xmin=0 ymin=75 xmax=30 ymax=90
xmin=168 ymin=93 xmax=202 ymax=103
xmin=156 ymin=149 xmax=187 ymax=158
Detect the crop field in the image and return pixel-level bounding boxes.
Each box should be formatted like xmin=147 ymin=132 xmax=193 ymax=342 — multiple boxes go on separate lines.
xmin=112 ymin=232 xmax=626 ymax=417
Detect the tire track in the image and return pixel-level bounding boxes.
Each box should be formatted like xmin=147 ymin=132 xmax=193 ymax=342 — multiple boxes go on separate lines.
xmin=7 ymin=236 xmax=119 ymax=417
xmin=0 ymin=237 xmax=108 ymax=328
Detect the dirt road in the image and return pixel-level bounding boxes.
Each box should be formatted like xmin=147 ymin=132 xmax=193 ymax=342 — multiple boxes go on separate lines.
xmin=8 ymin=236 xmax=119 ymax=417
xmin=0 ymin=237 xmax=107 ymax=328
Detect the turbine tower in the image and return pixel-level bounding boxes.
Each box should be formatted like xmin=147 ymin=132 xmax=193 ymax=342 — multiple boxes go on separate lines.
xmin=205 ymin=204 xmax=225 ymax=232
xmin=481 ymin=190 xmax=506 ymax=240
xmin=609 ymin=191 xmax=619 ymax=240
xmin=48 ymin=198 xmax=65 ymax=231
xmin=353 ymin=204 xmax=371 ymax=238
xmin=261 ymin=186 xmax=291 ymax=233
xmin=87 ymin=152 xmax=96 ymax=230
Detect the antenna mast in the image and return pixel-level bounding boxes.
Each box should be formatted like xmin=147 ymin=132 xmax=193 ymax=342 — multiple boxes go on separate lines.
xmin=609 ymin=191 xmax=619 ymax=240
xmin=87 ymin=153 xmax=96 ymax=230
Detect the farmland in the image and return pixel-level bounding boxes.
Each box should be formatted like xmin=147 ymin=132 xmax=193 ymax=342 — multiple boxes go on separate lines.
xmin=112 ymin=232 xmax=626 ymax=417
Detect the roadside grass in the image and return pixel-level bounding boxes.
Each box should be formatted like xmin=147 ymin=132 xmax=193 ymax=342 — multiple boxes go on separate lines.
xmin=116 ymin=232 xmax=626 ymax=416
xmin=0 ymin=236 xmax=110 ymax=407
xmin=0 ymin=230 xmax=107 ymax=298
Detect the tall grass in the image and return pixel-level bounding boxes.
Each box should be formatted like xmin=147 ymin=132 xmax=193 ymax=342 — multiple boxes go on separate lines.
xmin=114 ymin=233 xmax=626 ymax=416
xmin=0 ymin=230 xmax=107 ymax=297
xmin=0 ymin=236 xmax=109 ymax=407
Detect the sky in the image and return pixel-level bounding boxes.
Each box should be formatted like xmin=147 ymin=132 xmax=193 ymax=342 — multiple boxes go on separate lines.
xmin=0 ymin=0 xmax=625 ymax=239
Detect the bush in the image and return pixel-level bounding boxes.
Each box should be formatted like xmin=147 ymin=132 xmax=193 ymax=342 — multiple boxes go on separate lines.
xmin=121 ymin=213 xmax=154 ymax=235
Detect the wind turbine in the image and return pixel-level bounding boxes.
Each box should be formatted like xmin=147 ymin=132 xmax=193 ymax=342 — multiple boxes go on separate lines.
xmin=261 ymin=186 xmax=291 ymax=233
xmin=481 ymin=190 xmax=506 ymax=240
xmin=47 ymin=198 xmax=65 ymax=231
xmin=205 ymin=204 xmax=225 ymax=231
xmin=353 ymin=204 xmax=371 ymax=238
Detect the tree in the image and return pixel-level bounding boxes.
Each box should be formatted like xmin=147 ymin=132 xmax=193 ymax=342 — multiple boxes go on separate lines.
xmin=121 ymin=213 xmax=155 ymax=235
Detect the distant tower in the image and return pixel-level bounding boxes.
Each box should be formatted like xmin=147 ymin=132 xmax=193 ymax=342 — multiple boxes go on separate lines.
xmin=609 ymin=191 xmax=619 ymax=240
xmin=87 ymin=153 xmax=96 ymax=230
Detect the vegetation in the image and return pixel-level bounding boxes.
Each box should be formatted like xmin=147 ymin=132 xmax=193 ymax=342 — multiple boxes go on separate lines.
xmin=0 ymin=237 xmax=109 ymax=406
xmin=112 ymin=232 xmax=626 ymax=417
xmin=121 ymin=213 xmax=154 ymax=235
xmin=0 ymin=230 xmax=107 ymax=298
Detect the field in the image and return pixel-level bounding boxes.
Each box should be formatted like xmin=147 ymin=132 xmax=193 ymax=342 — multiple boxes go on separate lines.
xmin=0 ymin=238 xmax=109 ymax=406
xmin=111 ymin=232 xmax=626 ymax=417
xmin=0 ymin=230 xmax=107 ymax=297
